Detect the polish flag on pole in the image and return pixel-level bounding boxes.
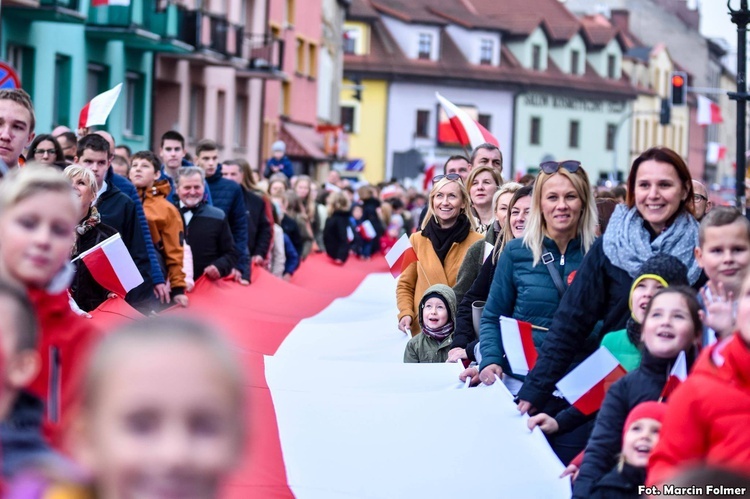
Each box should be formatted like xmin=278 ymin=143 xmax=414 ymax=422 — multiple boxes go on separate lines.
xmin=78 ymin=83 xmax=123 ymax=129
xmin=556 ymin=347 xmax=627 ymax=415
xmin=435 ymin=92 xmax=500 ymax=150
xmin=697 ymin=95 xmax=723 ymax=125
xmin=500 ymin=316 xmax=538 ymax=376
xmin=357 ymin=220 xmax=377 ymax=241
xmin=659 ymin=351 xmax=688 ymax=400
xmin=76 ymin=233 xmax=144 ymax=297
xmin=384 ymin=234 xmax=418 ymax=278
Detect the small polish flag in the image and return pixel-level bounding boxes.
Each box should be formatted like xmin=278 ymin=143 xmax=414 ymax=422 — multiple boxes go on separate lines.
xmin=92 ymin=0 xmax=130 ymax=5
xmin=384 ymin=233 xmax=418 ymax=278
xmin=78 ymin=83 xmax=123 ymax=129
xmin=697 ymin=95 xmax=723 ymax=126
xmin=706 ymin=142 xmax=728 ymax=164
xmin=483 ymin=242 xmax=494 ymax=262
xmin=435 ymin=92 xmax=499 ymax=150
xmin=77 ymin=233 xmax=144 ymax=297
xmin=500 ymin=316 xmax=537 ymax=376
xmin=556 ymin=347 xmax=627 ymax=415
xmin=357 ymin=220 xmax=377 ymax=241
xmin=659 ymin=351 xmax=687 ymax=400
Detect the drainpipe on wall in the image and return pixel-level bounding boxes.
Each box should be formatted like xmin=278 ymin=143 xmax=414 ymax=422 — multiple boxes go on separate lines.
xmin=510 ymin=89 xmax=523 ymax=181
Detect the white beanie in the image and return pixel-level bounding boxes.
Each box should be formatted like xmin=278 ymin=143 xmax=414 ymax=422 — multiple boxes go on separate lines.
xmin=272 ymin=140 xmax=286 ymax=153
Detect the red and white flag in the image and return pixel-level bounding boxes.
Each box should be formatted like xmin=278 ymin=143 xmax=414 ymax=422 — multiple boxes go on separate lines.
xmin=384 ymin=233 xmax=418 ymax=278
xmin=91 ymin=0 xmax=130 ymax=7
xmin=706 ymin=142 xmax=727 ymax=164
xmin=500 ymin=316 xmax=537 ymax=376
xmin=423 ymin=163 xmax=436 ymax=191
xmin=77 ymin=233 xmax=144 ymax=297
xmin=659 ymin=351 xmax=687 ymax=400
xmin=435 ymin=92 xmax=499 ymax=150
xmin=697 ymin=95 xmax=723 ymax=126
xmin=556 ymin=346 xmax=626 ymax=415
xmin=357 ymin=220 xmax=377 ymax=241
xmin=78 ymin=83 xmax=123 ymax=129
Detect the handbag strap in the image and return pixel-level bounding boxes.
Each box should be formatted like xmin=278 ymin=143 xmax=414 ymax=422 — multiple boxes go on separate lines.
xmin=542 ymin=251 xmax=566 ymax=298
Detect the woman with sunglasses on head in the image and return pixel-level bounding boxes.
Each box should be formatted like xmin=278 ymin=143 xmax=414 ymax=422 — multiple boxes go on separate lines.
xmin=396 ymin=175 xmax=483 ymax=336
xmin=28 ymin=134 xmax=65 ymax=167
xmin=466 ymin=166 xmax=502 ymax=234
xmin=516 ymin=148 xmax=704 ymax=445
xmin=450 ymin=184 xmax=531 ymax=365
xmin=471 ymin=161 xmax=597 ymax=463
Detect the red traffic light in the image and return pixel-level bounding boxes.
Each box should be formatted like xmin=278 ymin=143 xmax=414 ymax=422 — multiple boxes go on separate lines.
xmin=672 ymin=75 xmax=685 ymax=87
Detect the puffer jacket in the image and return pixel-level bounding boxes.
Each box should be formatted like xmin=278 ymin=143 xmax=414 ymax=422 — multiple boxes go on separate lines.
xmin=647 ymin=334 xmax=750 ymax=486
xmin=396 ymin=226 xmax=483 ymax=336
xmin=404 ymin=284 xmax=457 ymax=363
xmin=453 ymin=227 xmax=498 ymax=306
xmin=138 ymin=179 xmax=186 ymax=295
xmin=479 ymin=236 xmax=584 ymax=377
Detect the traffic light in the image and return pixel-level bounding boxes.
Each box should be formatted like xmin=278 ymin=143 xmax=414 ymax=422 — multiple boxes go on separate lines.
xmin=660 ymin=98 xmax=671 ymax=125
xmin=670 ymin=71 xmax=687 ymax=106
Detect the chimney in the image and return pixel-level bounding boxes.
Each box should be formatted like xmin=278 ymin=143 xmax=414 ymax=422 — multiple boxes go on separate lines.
xmin=610 ymin=9 xmax=629 ymax=32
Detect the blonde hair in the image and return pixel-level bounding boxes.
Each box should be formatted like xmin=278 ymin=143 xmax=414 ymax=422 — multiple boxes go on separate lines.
xmin=523 ymin=167 xmax=598 ymax=266
xmin=327 ymin=191 xmax=350 ymax=215
xmin=421 ymin=177 xmax=476 ymax=231
xmin=63 ymin=165 xmax=98 ymax=203
xmin=493 ymin=181 xmax=522 ymax=214
xmin=493 ymin=185 xmax=533 ymax=264
xmin=81 ymin=317 xmax=245 ymax=441
xmin=0 ymin=163 xmax=77 ymax=216
xmin=293 ymin=175 xmax=317 ymax=220
xmin=466 ymin=166 xmax=502 ymax=202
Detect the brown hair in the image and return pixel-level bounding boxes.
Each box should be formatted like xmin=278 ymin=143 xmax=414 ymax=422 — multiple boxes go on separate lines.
xmin=0 ymin=88 xmax=35 ymax=132
xmin=131 ymin=150 xmax=161 ymax=173
xmin=642 ymin=286 xmax=702 ymax=339
xmin=626 ymin=147 xmax=694 ymax=217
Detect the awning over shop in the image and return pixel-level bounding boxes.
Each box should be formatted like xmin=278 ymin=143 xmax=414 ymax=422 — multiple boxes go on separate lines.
xmin=280 ymin=122 xmax=328 ymax=161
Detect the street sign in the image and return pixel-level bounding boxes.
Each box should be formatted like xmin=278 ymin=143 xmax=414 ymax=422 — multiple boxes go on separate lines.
xmin=0 ymin=62 xmax=21 ymax=89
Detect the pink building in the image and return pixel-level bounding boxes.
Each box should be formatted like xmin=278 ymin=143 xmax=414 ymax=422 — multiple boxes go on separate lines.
xmin=151 ymin=0 xmax=284 ymax=169
xmin=263 ymin=0 xmax=330 ymax=176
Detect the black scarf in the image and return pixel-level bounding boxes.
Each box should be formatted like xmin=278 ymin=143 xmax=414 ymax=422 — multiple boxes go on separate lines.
xmin=422 ymin=214 xmax=471 ymax=264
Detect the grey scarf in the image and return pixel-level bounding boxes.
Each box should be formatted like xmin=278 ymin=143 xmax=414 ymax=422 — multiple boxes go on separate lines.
xmin=603 ymin=204 xmax=701 ymax=284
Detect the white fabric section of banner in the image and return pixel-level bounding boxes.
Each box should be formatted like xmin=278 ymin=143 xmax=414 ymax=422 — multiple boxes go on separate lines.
xmin=268 ymin=272 xmax=570 ymax=499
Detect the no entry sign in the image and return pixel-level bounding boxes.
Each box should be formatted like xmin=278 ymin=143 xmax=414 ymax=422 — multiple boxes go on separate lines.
xmin=0 ymin=62 xmax=21 ymax=89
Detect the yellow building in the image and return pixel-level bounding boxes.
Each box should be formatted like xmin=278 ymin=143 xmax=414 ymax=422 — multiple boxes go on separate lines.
xmin=622 ymin=44 xmax=689 ymax=166
xmin=340 ymin=10 xmax=390 ymax=184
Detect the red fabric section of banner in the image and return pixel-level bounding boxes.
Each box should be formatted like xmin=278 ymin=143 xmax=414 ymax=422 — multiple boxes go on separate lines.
xmin=573 ymin=365 xmax=627 ymax=415
xmin=89 ymin=253 xmax=385 ymax=497
xmin=82 ymin=248 xmax=127 ymax=297
xmin=518 ymin=320 xmax=538 ymax=371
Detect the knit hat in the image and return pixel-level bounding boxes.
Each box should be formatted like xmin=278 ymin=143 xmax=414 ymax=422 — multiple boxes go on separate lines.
xmin=623 ymin=401 xmax=667 ymax=445
xmin=272 ymin=140 xmax=286 ymax=153
xmin=629 ymin=253 xmax=689 ymax=312
xmin=417 ymin=284 xmax=457 ymax=330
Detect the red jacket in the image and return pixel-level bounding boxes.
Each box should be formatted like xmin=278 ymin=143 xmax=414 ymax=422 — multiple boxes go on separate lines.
xmin=647 ymin=334 xmax=750 ymax=485
xmin=26 ymin=288 xmax=101 ymax=449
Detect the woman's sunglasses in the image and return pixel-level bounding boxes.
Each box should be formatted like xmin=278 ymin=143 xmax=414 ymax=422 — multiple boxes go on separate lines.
xmin=432 ymin=173 xmax=463 ymax=184
xmin=539 ymin=160 xmax=582 ymax=175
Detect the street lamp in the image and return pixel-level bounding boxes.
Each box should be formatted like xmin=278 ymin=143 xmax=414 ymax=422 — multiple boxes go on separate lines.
xmin=728 ymin=0 xmax=750 ymax=211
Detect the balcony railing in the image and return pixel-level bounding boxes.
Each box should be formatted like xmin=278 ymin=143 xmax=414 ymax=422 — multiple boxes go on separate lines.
xmin=243 ymin=34 xmax=284 ymax=72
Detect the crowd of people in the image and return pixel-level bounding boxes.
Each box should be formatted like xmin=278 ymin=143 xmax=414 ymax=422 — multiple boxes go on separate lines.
xmin=0 ymin=83 xmax=749 ymax=497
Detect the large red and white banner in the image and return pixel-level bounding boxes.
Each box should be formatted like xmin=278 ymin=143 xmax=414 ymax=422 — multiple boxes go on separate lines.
xmin=90 ymin=254 xmax=570 ymax=498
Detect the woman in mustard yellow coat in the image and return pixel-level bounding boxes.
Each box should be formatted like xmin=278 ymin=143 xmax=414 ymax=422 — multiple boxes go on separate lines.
xmin=397 ymin=175 xmax=483 ymax=336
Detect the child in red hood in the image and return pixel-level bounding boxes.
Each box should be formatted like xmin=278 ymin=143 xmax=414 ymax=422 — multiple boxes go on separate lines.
xmin=0 ymin=165 xmax=100 ymax=449
xmin=647 ymin=272 xmax=750 ymax=486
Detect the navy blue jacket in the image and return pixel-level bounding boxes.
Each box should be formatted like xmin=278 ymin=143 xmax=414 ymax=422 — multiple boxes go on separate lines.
xmin=97 ymin=176 xmax=154 ymax=306
xmin=264 ymin=156 xmax=294 ymax=178
xmin=590 ymin=463 xmax=646 ymax=499
xmin=283 ymin=232 xmax=300 ymax=275
xmin=1 ymin=391 xmax=66 ymax=477
xmin=242 ymin=187 xmax=272 ymax=260
xmin=180 ymin=202 xmax=238 ymax=278
xmin=109 ymin=168 xmax=165 ymax=286
xmin=205 ymin=165 xmax=249 ymax=278
xmin=573 ymin=349 xmax=693 ymax=498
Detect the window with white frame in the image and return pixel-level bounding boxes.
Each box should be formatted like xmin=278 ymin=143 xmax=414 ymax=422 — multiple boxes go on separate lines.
xmin=418 ymin=33 xmax=432 ymax=60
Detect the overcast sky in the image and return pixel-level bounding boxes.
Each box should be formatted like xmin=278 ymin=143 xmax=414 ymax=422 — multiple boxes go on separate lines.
xmin=701 ymin=1 xmax=740 ymax=50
